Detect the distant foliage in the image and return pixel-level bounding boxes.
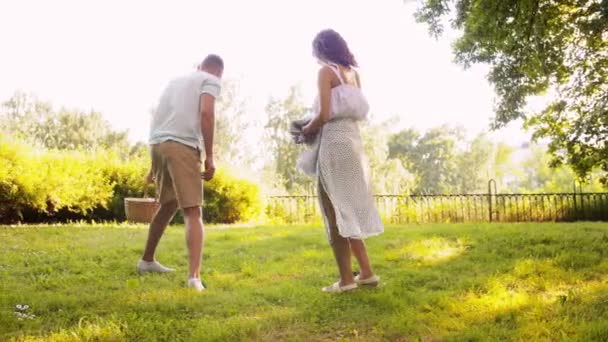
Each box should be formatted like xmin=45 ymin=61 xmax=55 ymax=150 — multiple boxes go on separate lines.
xmin=264 ymin=86 xmax=313 ymax=194
xmin=0 ymin=91 xmax=130 ymax=153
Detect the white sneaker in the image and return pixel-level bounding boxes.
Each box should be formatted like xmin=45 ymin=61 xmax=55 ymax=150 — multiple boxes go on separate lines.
xmin=187 ymin=278 xmax=205 ymax=291
xmin=322 ymin=281 xmax=357 ymax=293
xmin=136 ymin=260 xmax=175 ymax=273
xmin=354 ymin=274 xmax=380 ymax=287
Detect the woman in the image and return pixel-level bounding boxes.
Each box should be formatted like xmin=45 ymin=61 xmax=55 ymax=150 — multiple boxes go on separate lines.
xmin=302 ymin=29 xmax=384 ymax=293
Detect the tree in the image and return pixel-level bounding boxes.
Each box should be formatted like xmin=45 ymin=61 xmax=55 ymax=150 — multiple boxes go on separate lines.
xmin=0 ymin=91 xmax=130 ymax=152
xmin=389 ymin=125 xmax=464 ymax=193
xmin=129 ymin=141 xmax=150 ymax=159
xmin=387 ymin=128 xmax=420 ymax=168
xmin=455 ymin=134 xmax=494 ymax=193
xmin=263 ymin=86 xmax=313 ymax=194
xmin=213 ymin=80 xmax=256 ymax=169
xmin=45 ymin=109 xmax=129 ymax=151
xmin=492 ymin=143 xmax=516 ymax=181
xmin=506 ymin=143 xmax=606 ymax=193
xmin=371 ymin=157 xmax=417 ymax=194
xmin=362 ymin=120 xmax=416 ymax=194
xmin=415 ymin=0 xmax=608 ymax=184
xmin=362 ymin=121 xmax=390 ymax=174
xmin=0 ymin=91 xmax=54 ymax=141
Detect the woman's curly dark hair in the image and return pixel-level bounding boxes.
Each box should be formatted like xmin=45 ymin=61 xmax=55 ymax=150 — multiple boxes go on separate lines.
xmin=312 ymin=29 xmax=358 ymax=67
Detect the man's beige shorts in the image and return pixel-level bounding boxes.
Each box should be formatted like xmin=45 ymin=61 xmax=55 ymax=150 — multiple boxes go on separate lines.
xmin=151 ymin=141 xmax=202 ymax=209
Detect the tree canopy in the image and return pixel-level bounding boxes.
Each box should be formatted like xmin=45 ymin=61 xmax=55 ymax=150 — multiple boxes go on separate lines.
xmin=264 ymin=86 xmax=313 ymax=194
xmin=415 ymin=0 xmax=608 ymax=184
xmin=1 ymin=91 xmax=129 ymax=153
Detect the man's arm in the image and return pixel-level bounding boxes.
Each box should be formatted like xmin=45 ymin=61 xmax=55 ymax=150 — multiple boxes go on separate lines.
xmin=200 ymin=93 xmax=215 ymax=159
xmin=200 ymin=93 xmax=216 ymax=181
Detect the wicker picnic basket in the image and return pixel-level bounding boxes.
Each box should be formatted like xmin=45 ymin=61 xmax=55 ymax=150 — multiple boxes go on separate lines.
xmin=124 ymin=189 xmax=159 ymax=223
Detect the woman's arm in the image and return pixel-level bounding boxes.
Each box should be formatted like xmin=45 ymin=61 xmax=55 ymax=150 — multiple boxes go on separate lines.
xmin=302 ymin=67 xmax=333 ymax=135
xmin=145 ymin=168 xmax=154 ymax=184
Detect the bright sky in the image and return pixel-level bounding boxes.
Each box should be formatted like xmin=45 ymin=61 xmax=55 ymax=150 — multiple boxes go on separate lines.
xmin=0 ymin=0 xmax=530 ymax=145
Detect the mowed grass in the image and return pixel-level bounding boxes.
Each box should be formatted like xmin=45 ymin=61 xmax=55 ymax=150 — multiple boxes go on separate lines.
xmin=1 ymin=223 xmax=608 ymax=341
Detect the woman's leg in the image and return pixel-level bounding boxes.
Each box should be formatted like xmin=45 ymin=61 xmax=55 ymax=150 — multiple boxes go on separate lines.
xmin=319 ymin=182 xmax=354 ymax=286
xmin=349 ymin=239 xmax=375 ymax=279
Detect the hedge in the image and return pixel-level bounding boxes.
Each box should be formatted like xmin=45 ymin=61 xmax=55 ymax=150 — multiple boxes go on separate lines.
xmin=0 ymin=137 xmax=262 ymax=224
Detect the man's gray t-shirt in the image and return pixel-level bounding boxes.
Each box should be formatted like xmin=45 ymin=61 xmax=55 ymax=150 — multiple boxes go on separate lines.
xmin=149 ymin=71 xmax=221 ymax=149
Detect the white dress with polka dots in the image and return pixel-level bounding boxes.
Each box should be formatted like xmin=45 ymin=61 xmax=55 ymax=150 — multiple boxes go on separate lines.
xmin=313 ymin=64 xmax=384 ymax=240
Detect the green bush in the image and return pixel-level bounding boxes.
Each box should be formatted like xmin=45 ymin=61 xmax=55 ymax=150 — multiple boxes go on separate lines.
xmin=0 ymin=137 xmax=113 ymax=222
xmin=0 ymin=138 xmax=40 ymax=221
xmin=92 ymin=153 xmax=150 ymax=221
xmin=0 ymin=137 xmax=263 ymax=224
xmin=203 ymin=170 xmax=262 ymax=223
xmin=264 ymin=200 xmax=291 ymax=224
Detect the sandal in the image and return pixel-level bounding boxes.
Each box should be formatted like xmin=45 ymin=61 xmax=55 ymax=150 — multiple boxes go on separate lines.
xmin=322 ymin=281 xmax=358 ymax=293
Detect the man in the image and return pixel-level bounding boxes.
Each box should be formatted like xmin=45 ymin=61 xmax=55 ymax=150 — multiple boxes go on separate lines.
xmin=136 ymin=54 xmax=223 ymax=291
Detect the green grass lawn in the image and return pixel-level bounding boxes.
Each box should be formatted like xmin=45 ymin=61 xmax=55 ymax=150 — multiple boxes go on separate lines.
xmin=1 ymin=222 xmax=608 ymax=341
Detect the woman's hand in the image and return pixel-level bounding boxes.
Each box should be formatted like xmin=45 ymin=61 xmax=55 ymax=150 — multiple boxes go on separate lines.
xmin=302 ymin=122 xmax=317 ymax=136
xmin=145 ymin=169 xmax=154 ymax=184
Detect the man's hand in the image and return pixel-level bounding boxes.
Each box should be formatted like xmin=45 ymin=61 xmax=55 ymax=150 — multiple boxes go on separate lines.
xmin=202 ymin=158 xmax=216 ymax=181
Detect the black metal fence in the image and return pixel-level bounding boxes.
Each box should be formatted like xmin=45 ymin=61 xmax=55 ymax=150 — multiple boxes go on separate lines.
xmin=266 ymin=186 xmax=608 ymax=224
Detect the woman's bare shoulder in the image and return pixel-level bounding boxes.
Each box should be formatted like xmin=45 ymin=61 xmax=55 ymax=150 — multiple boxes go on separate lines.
xmin=317 ymin=65 xmax=335 ymax=77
